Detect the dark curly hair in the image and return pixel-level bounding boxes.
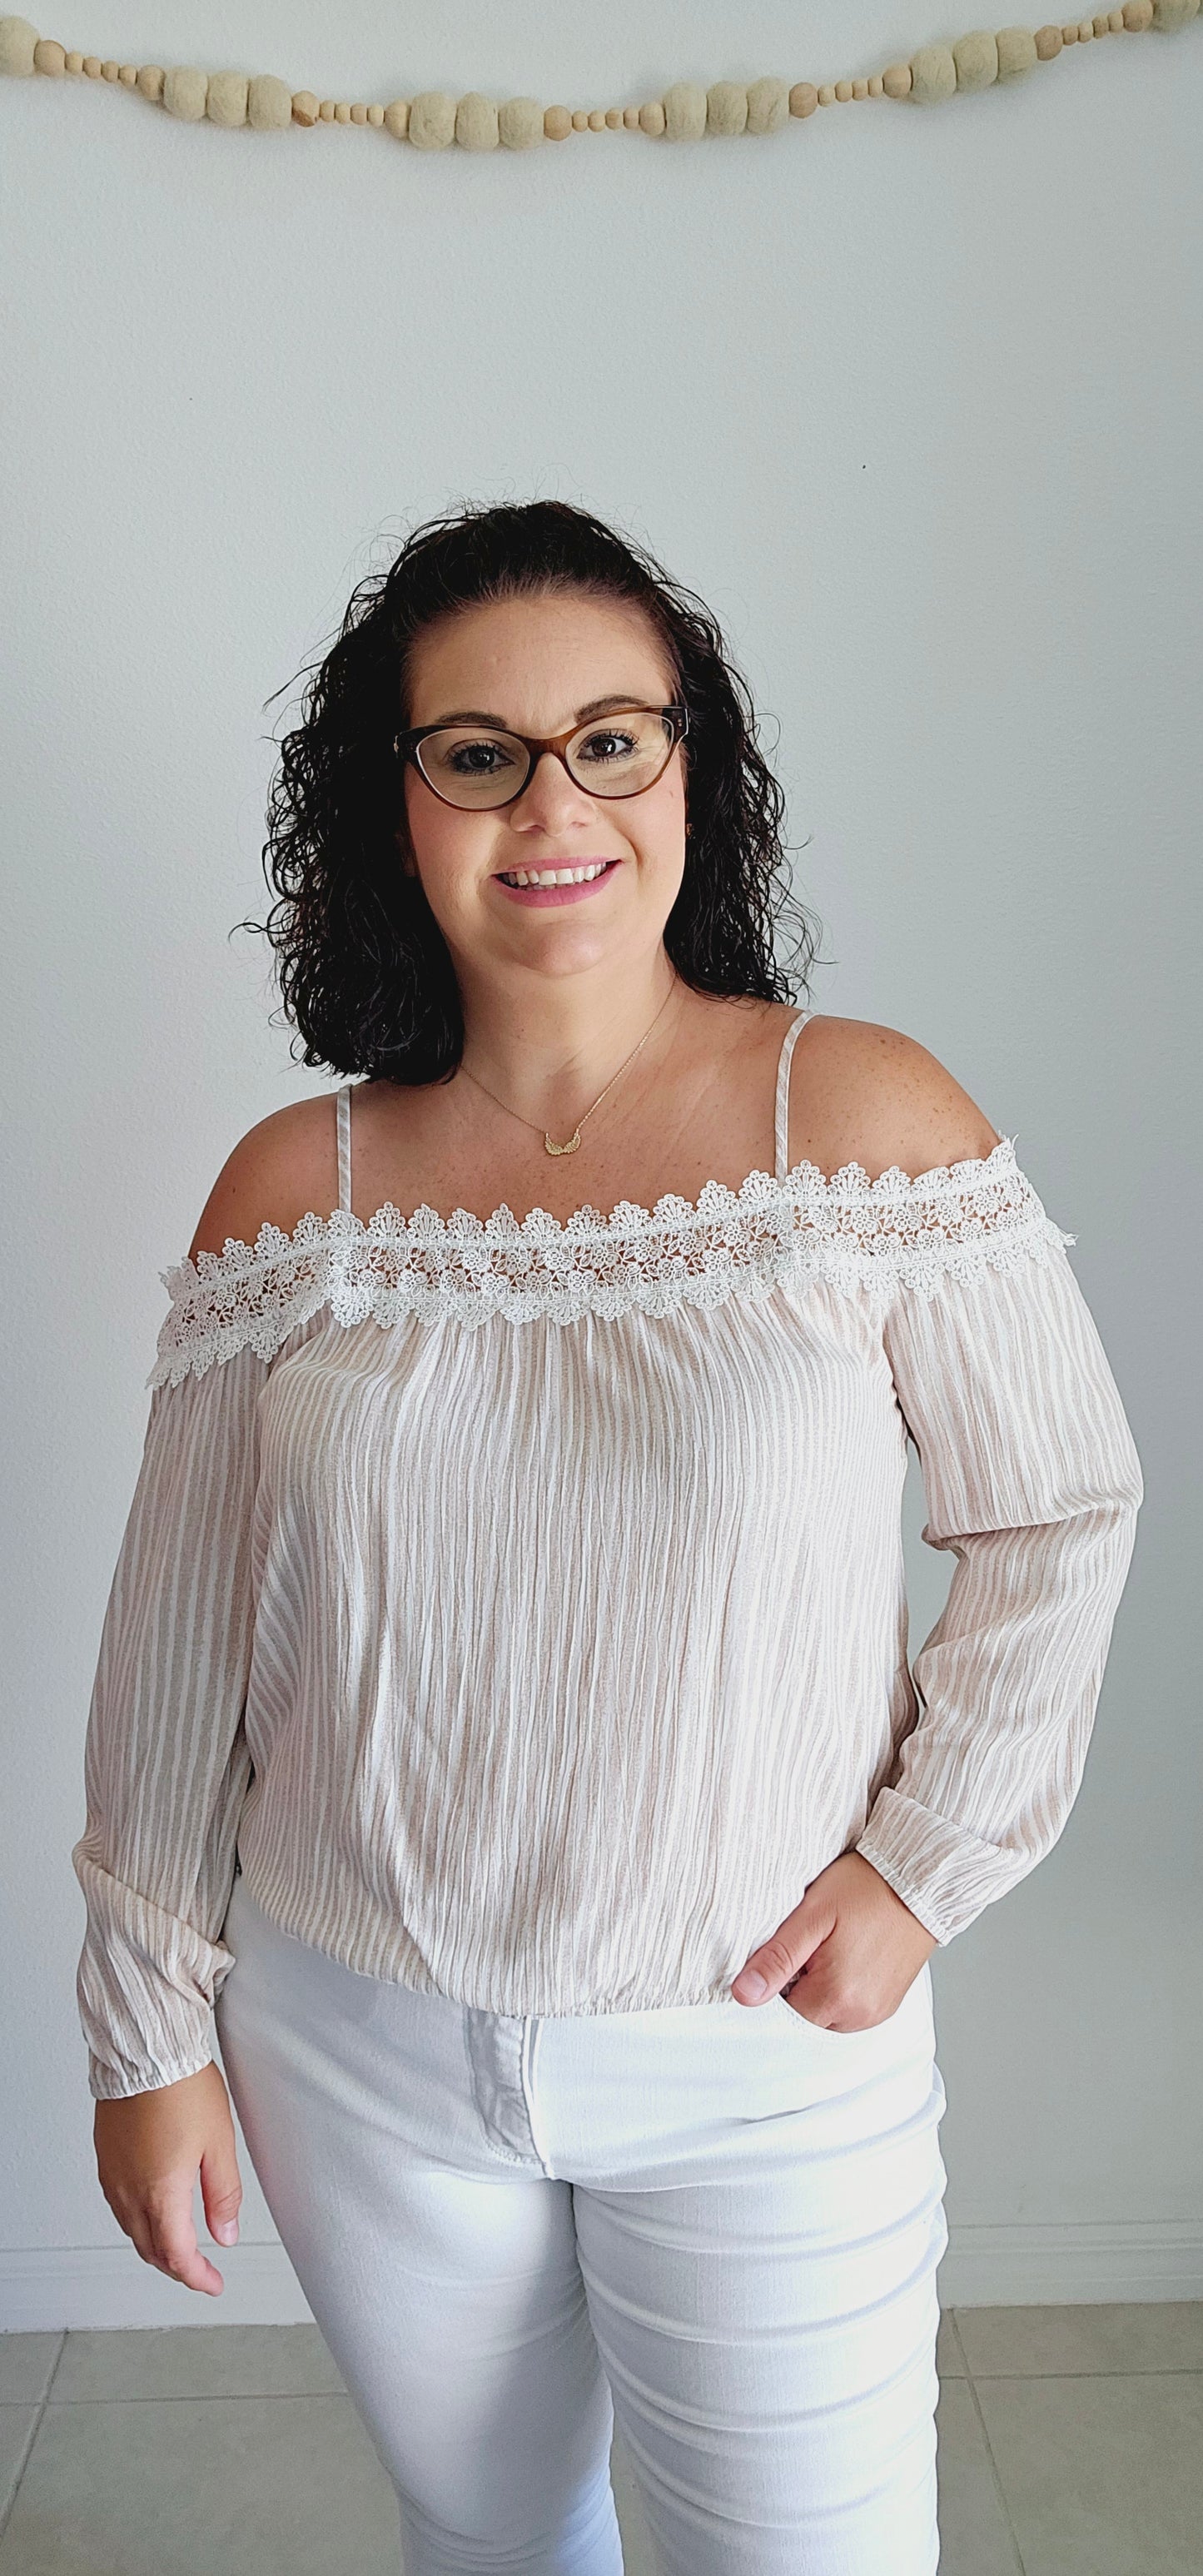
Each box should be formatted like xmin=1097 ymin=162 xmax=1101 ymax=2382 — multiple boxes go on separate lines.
xmin=243 ymin=497 xmax=819 ymax=1082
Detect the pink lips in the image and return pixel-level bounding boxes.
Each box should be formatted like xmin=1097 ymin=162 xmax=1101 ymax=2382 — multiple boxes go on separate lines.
xmin=492 ymin=858 xmax=621 ymax=909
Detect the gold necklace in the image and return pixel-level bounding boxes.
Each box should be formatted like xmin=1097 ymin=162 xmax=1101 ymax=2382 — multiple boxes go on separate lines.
xmin=458 ymin=980 xmax=680 ymax=1156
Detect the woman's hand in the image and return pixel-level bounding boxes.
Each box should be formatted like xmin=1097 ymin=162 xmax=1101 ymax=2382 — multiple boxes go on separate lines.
xmin=731 ymin=1852 xmax=938 ymax=2028
xmin=92 ymin=2061 xmax=243 ymax=2297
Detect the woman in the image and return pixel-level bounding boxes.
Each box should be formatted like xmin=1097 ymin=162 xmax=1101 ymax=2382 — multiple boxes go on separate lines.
xmin=73 ymin=499 xmax=1143 ymax=2575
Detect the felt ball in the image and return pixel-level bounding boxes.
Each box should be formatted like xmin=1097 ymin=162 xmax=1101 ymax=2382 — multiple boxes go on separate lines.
xmin=409 ymin=88 xmax=455 ymax=147
xmin=500 ymin=94 xmax=544 ymax=146
xmin=162 ymin=64 xmax=209 ymax=120
xmin=639 ymin=99 xmax=665 ymax=132
xmin=246 ymin=72 xmax=291 ymax=127
xmin=953 ymin=29 xmax=1000 ymax=83
xmin=33 ymin=38 xmax=64 ymax=72
xmin=137 ymin=62 xmax=163 ymax=98
xmin=706 ymin=79 xmax=748 ymax=134
xmin=996 ymin=25 xmax=1039 ymax=74
xmin=206 ymin=71 xmax=249 ymax=127
xmin=0 ymin=13 xmax=38 ymax=73
xmin=544 ymin=103 xmax=572 ymax=137
xmin=291 ymin=88 xmax=319 ymax=123
xmin=789 ymin=81 xmax=818 ymax=113
xmin=910 ymin=41 xmax=958 ymax=97
xmin=663 ymin=80 xmax=707 ymax=139
xmin=1152 ymin=0 xmax=1199 ymax=23
xmin=1035 ymin=22 xmax=1065 ymax=49
xmin=382 ymin=97 xmax=410 ymax=136
xmin=1122 ymin=0 xmax=1153 ymax=22
xmin=882 ymin=60 xmax=914 ymax=92
xmin=746 ymin=74 xmax=789 ymax=130
xmin=455 ymin=92 xmax=498 ymax=148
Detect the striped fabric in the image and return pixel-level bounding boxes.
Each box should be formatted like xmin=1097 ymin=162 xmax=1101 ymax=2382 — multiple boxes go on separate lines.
xmin=72 ymin=1012 xmax=1144 ymax=2098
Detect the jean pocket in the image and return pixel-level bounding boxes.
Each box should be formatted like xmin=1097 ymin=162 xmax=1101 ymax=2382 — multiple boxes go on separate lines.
xmin=772 ymin=1985 xmax=858 ymax=2038
xmin=774 ymin=1973 xmax=933 ymax=2060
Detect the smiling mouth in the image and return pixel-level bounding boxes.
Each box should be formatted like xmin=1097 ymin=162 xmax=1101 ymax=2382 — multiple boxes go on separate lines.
xmin=495 ymin=859 xmax=618 ymax=888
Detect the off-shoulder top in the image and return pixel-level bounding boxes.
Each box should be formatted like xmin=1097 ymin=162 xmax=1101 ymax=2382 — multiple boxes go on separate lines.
xmin=71 ymin=1008 xmax=1144 ymax=2098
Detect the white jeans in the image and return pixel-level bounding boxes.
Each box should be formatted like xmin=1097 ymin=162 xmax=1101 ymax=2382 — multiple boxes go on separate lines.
xmin=214 ymin=1871 xmax=948 ymax=2575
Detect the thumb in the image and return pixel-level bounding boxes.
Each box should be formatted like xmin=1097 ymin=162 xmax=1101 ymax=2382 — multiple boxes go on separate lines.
xmin=200 ymin=2136 xmax=243 ymax=2248
xmin=731 ymin=1883 xmax=838 ymax=2003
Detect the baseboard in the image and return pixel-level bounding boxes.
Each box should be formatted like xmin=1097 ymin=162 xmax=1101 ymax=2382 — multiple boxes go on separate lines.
xmin=4 ymin=2221 xmax=1201 ymax=2333
xmin=937 ymin=2219 xmax=1203 ymax=2307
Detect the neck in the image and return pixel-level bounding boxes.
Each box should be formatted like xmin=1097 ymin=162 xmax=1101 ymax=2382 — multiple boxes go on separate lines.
xmin=453 ymin=954 xmax=684 ymax=1130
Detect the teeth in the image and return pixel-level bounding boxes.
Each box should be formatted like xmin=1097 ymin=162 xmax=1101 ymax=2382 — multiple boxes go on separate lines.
xmin=498 ymin=862 xmax=611 ymax=888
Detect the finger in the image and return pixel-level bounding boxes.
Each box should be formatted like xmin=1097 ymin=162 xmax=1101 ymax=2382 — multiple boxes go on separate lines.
xmin=778 ymin=1978 xmax=843 ymax=2029
xmin=147 ymin=2220 xmax=226 ymax=2296
xmin=142 ymin=2184 xmax=226 ymax=2296
xmin=200 ymin=2141 xmax=242 ymax=2250
xmin=732 ymin=1892 xmax=838 ymax=2002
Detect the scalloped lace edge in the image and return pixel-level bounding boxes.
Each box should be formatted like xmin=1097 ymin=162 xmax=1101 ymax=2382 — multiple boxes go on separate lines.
xmin=147 ymin=1132 xmax=1076 ymax=1387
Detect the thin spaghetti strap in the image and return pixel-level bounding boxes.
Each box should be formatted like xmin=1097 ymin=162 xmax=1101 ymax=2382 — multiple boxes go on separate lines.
xmin=336 ymin=1084 xmax=353 ymax=1216
xmin=773 ymin=1009 xmax=813 ymax=1181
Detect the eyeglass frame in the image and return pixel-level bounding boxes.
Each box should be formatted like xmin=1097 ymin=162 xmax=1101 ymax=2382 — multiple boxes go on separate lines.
xmin=393 ymin=703 xmax=690 ymax=811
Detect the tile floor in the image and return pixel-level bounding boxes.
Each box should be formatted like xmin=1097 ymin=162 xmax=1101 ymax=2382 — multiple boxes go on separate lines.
xmin=1 ymin=2305 xmax=1201 ymax=2573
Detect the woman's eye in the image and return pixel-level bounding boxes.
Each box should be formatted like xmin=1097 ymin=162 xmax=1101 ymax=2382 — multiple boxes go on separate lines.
xmin=579 ymin=729 xmax=635 ymax=762
xmin=450 ymin=739 xmax=513 ymax=773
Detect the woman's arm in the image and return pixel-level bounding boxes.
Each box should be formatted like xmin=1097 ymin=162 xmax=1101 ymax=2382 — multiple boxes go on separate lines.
xmin=72 ymin=1102 xmax=332 ymax=2099
xmin=734 ymin=1029 xmax=1143 ymax=2020
xmin=855 ymin=1231 xmax=1144 ymax=1942
xmin=72 ymin=1340 xmax=270 ymax=2098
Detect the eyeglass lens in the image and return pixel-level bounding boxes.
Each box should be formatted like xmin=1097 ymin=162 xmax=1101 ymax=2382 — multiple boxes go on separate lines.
xmin=415 ymin=710 xmax=675 ymax=809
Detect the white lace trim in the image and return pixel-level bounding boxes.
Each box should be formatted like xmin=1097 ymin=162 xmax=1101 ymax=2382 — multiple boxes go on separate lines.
xmin=147 ymin=1132 xmax=1075 ymax=1387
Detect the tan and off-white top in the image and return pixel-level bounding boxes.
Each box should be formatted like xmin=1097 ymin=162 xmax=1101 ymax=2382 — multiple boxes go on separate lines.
xmin=72 ymin=1009 xmax=1144 ymax=2098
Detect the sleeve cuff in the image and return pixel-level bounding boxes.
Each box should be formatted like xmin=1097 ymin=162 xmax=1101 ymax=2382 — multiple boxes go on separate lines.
xmin=88 ymin=2043 xmax=216 ymax=2103
xmin=72 ymin=1850 xmax=237 ymax=2101
xmin=854 ymin=1785 xmax=1027 ymax=1946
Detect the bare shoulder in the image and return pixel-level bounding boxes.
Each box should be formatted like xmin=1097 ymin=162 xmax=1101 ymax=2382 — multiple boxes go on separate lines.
xmin=186 ymin=1093 xmax=340 ymax=1264
xmin=790 ymin=1012 xmax=1002 ymax=1183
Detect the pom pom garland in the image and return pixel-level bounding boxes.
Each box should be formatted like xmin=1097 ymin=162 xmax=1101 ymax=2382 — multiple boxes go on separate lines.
xmin=1 ymin=5 xmax=1196 ymax=152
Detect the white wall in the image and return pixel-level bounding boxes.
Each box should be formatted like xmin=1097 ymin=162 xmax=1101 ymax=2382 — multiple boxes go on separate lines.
xmin=2 ymin=1 xmax=1199 ymax=2327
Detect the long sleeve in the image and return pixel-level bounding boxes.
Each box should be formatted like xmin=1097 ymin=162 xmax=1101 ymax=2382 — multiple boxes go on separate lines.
xmin=72 ymin=1341 xmax=269 ymax=2099
xmin=855 ymin=1234 xmax=1143 ymax=1944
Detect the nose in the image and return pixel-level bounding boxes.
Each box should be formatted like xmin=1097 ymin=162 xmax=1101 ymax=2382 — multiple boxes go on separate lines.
xmin=508 ymin=748 xmax=599 ymax=826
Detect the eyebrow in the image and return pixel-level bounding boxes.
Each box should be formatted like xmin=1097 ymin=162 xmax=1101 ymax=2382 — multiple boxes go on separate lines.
xmin=419 ymin=693 xmax=656 ymax=730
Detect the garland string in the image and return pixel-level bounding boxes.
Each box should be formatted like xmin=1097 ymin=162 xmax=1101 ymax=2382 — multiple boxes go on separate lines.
xmin=0 ymin=3 xmax=1197 ymax=150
